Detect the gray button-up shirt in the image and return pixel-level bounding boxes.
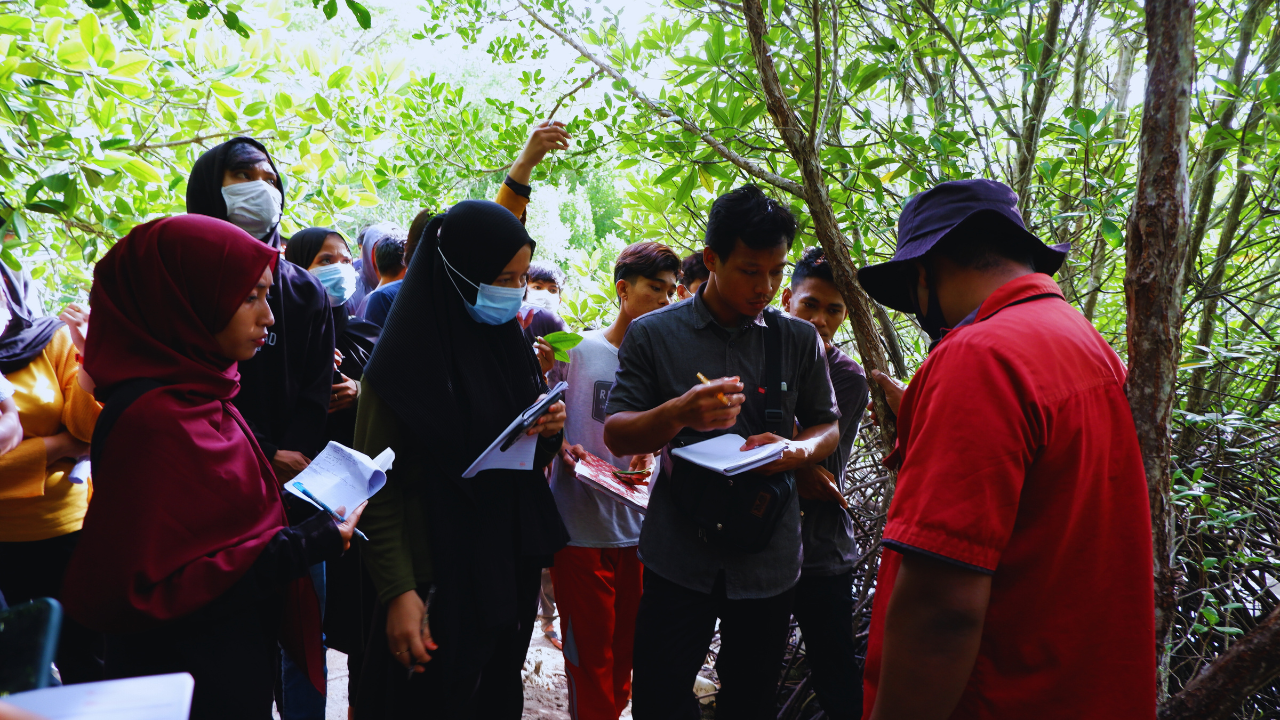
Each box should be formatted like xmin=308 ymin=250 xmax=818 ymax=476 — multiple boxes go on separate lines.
xmin=605 ymin=291 xmax=839 ymax=599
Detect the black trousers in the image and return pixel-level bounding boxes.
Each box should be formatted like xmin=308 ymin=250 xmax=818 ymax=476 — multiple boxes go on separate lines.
xmin=355 ymin=562 xmax=542 ymax=720
xmin=792 ymin=571 xmax=862 ymax=720
xmin=104 ymin=601 xmax=279 ymax=720
xmin=0 ymin=531 xmax=104 ymax=684
xmin=631 ymin=568 xmax=795 ymax=720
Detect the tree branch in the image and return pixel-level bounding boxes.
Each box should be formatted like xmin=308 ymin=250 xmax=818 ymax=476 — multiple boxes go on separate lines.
xmin=912 ymin=0 xmax=1020 ymax=141
xmin=514 ymin=0 xmax=804 ymax=198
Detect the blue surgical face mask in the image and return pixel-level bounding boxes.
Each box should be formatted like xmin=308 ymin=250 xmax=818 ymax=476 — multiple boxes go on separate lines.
xmin=439 ymin=248 xmax=525 ymax=325
xmin=311 ymin=263 xmax=359 ymax=307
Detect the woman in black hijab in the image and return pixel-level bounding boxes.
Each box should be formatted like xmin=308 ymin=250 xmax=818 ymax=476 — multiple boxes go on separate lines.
xmin=284 ymin=226 xmax=379 ymax=447
xmin=186 ymin=138 xmax=336 ymax=483
xmin=354 ymin=200 xmax=569 ymax=719
xmin=284 ymin=227 xmax=380 ymax=715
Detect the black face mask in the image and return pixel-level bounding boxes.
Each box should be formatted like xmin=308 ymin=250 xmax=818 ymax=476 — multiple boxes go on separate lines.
xmin=911 ymin=263 xmax=948 ymax=349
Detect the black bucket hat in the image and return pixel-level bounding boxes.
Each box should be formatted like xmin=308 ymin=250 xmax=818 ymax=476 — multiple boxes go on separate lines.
xmin=857 ymin=179 xmax=1070 ymax=313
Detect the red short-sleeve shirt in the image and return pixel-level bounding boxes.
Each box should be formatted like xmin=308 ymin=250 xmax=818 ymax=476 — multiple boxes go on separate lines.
xmin=862 ymin=274 xmax=1156 ymax=720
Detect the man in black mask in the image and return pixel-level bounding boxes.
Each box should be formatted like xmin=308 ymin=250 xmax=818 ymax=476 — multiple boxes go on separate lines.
xmin=186 ymin=137 xmax=336 ymax=720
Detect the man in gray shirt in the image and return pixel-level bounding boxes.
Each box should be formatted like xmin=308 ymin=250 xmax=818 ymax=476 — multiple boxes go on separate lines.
xmin=604 ymin=186 xmax=840 ymax=720
xmin=548 ymin=241 xmax=682 ymax=720
xmin=782 ymin=246 xmax=870 ymax=719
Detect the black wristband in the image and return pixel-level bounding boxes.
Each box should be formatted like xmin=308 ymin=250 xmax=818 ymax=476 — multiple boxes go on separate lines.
xmin=504 ymin=175 xmax=532 ymax=198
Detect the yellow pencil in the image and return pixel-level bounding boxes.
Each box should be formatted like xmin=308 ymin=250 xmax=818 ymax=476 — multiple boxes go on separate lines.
xmin=697 ymin=372 xmax=732 ymax=407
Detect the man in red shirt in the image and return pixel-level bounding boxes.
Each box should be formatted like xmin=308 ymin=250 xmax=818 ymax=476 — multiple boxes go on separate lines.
xmin=856 ymin=179 xmax=1155 ymax=720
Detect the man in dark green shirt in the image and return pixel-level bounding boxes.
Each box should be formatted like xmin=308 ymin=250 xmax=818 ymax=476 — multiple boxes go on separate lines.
xmin=604 ymin=186 xmax=840 ymax=719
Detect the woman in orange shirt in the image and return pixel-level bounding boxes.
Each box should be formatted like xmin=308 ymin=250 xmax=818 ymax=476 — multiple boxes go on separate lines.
xmin=0 ymin=260 xmax=103 ymax=683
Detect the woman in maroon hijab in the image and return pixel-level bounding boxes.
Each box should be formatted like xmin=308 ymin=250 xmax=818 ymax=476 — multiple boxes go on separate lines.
xmin=61 ymin=215 xmax=364 ymax=719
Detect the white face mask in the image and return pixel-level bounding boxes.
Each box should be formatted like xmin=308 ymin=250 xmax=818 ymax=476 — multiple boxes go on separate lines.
xmin=524 ymin=287 xmax=560 ymax=312
xmin=221 ymin=180 xmax=282 ymax=240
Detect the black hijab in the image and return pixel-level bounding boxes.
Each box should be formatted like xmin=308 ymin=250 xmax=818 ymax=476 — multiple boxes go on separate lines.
xmin=285 ymin=226 xmax=380 ymax=449
xmin=363 ymin=200 xmax=567 ymax=666
xmin=365 ymin=200 xmax=551 ymax=478
xmin=284 ymin=227 xmax=380 ymax=375
xmin=0 ymin=261 xmax=63 ymax=374
xmin=186 ymin=137 xmax=285 ymax=249
xmin=186 ymin=138 xmax=335 ymax=464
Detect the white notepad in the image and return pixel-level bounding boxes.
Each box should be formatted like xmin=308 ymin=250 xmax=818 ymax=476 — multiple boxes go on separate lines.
xmin=4 ymin=673 xmax=194 ymax=720
xmin=670 ymin=434 xmax=787 ymax=476
xmin=285 ymin=441 xmax=394 ymax=515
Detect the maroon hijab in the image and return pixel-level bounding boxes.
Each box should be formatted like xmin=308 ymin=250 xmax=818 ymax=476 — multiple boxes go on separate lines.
xmin=63 ymin=216 xmax=326 ymax=692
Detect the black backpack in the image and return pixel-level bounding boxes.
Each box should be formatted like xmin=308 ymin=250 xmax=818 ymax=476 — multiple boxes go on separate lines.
xmin=668 ymin=309 xmax=793 ymax=554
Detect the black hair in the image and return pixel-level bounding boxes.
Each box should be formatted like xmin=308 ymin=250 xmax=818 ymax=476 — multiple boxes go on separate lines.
xmin=613 ymin=242 xmax=681 ymax=288
xmin=929 ymin=211 xmax=1035 ymax=271
xmin=223 ymin=141 xmax=280 ymax=193
xmin=375 ymin=237 xmax=406 ymax=277
xmin=680 ymin=252 xmax=708 ymax=289
xmin=529 ymin=260 xmax=566 ymax=287
xmin=704 ymin=185 xmax=797 ymax=260
xmin=790 ymin=246 xmax=835 ymax=288
xmin=225 ymin=141 xmax=269 ymax=172
xmin=405 ymin=209 xmax=439 ymax=268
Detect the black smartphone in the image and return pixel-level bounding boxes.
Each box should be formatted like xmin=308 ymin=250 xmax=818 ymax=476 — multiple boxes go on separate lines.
xmin=0 ymin=597 xmax=62 ymax=694
xmin=499 ymin=381 xmax=569 ymax=451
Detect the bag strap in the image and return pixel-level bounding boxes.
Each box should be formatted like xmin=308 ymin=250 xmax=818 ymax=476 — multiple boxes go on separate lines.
xmin=763 ymin=308 xmax=784 ymax=436
xmin=90 ymin=378 xmax=164 ymax=466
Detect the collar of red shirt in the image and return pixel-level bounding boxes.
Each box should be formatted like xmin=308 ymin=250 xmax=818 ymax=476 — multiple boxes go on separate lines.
xmin=882 ymin=273 xmax=1064 ymax=469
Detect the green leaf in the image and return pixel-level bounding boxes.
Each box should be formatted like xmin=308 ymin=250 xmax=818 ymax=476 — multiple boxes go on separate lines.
xmin=323 ymin=0 xmax=338 ymax=20
xmin=616 ymin=158 xmax=639 ymax=170
xmin=210 ymin=81 xmax=241 ymax=98
xmin=115 ymin=1 xmax=141 ymax=30
xmin=672 ymin=169 xmax=699 ymax=208
xmin=1101 ymin=218 xmax=1124 ymax=248
xmin=0 ymin=15 xmax=33 ymax=35
xmin=328 ymin=66 xmax=354 ymax=89
xmin=123 ymin=157 xmax=163 ymax=184
xmin=345 ymin=0 xmax=372 ymax=29
xmin=56 ymin=41 xmax=91 ymax=69
xmin=543 ymin=331 xmax=583 ymax=363
xmin=25 ymin=200 xmax=69 ymax=214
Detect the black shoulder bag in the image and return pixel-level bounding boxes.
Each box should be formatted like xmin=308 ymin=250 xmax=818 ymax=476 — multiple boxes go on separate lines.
xmin=90 ymin=379 xmax=164 ymax=466
xmin=668 ymin=309 xmax=793 ymax=554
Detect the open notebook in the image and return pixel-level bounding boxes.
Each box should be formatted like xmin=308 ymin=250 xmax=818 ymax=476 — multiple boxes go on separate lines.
xmin=670 ymin=434 xmax=787 ymax=476
xmin=572 ymin=450 xmax=651 ymax=514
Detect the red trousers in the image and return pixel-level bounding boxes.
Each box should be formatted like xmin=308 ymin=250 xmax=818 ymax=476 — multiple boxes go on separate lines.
xmin=550 ymin=545 xmax=644 ymax=720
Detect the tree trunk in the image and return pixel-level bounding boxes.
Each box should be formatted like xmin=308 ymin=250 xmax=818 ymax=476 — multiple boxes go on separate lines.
xmin=1180 ymin=0 xmax=1275 ymax=284
xmin=1110 ymin=33 xmax=1139 ymax=140
xmin=1159 ymin=604 xmax=1280 ymax=720
xmin=1122 ymin=0 xmax=1195 ymax=700
xmin=740 ymin=0 xmax=897 ymax=456
xmin=1012 ymin=0 xmax=1063 ymax=212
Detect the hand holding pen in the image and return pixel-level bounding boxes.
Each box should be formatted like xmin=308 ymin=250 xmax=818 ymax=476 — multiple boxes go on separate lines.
xmin=676 ymin=373 xmax=745 ymax=432
xmin=293 ymin=484 xmax=368 ymax=548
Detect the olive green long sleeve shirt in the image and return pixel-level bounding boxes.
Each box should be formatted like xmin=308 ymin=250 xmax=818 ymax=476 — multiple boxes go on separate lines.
xmin=354 ymin=385 xmax=433 ymax=603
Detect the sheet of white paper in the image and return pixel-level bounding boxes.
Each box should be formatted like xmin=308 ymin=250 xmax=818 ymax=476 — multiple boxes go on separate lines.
xmin=462 ymin=425 xmax=539 ymax=478
xmin=671 ymin=434 xmax=786 ymax=475
xmin=285 ymin=441 xmax=391 ymax=516
xmin=5 ymin=673 xmax=194 ymax=720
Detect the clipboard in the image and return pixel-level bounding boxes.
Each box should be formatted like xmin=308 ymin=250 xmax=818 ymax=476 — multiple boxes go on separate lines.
xmin=463 ymin=382 xmax=569 ymax=478
xmin=499 ymin=381 xmax=568 ymax=451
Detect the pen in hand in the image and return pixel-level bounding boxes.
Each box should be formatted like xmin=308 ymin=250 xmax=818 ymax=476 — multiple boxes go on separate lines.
xmin=294 ymin=484 xmax=369 ymax=542
xmin=696 ymin=372 xmax=732 ymax=407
